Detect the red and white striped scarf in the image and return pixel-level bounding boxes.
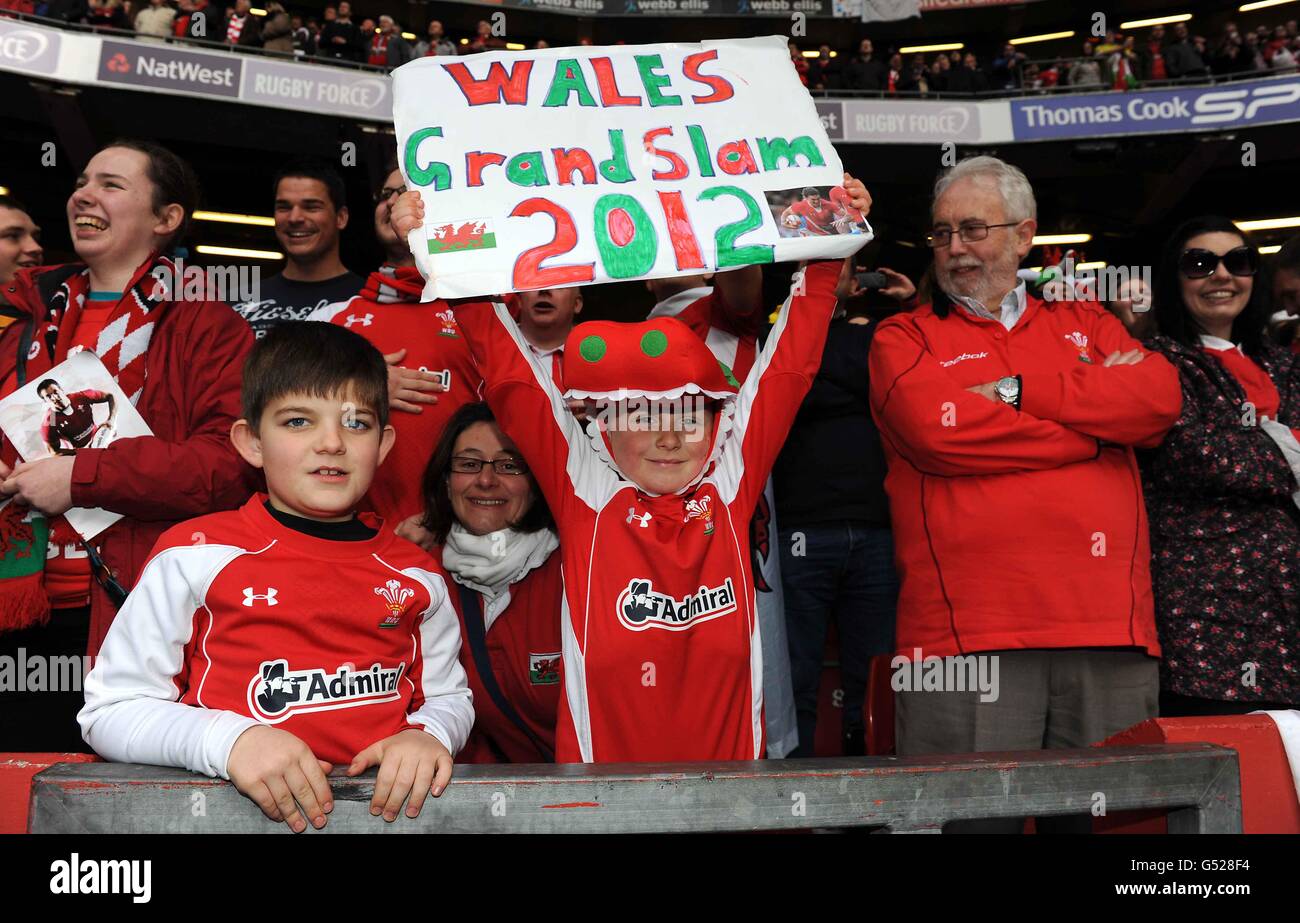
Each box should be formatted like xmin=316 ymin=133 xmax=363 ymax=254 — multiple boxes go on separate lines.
xmin=27 ymin=255 xmax=172 ymax=407
xmin=360 ymin=263 xmax=425 ymax=304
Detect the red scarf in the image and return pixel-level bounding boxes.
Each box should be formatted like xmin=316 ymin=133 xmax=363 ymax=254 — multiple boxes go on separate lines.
xmin=26 ymin=255 xmax=171 ymax=407
xmin=360 ymin=264 xmax=425 ymax=304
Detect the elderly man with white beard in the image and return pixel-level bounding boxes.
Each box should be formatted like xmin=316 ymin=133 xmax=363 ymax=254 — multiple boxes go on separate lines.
xmin=867 ymin=156 xmax=1182 ymax=832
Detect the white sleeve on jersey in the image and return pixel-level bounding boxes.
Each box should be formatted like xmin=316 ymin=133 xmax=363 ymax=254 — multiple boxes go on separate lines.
xmin=399 ymin=565 xmax=476 ymax=755
xmin=78 ymin=543 xmax=260 ymax=780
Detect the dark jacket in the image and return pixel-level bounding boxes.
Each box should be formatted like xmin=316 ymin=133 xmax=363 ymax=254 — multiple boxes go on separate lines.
xmin=386 ymin=35 xmax=415 ymax=68
xmin=0 ymin=260 xmax=258 ymax=655
xmin=259 ymin=11 xmax=293 ymax=53
xmin=946 ymin=65 xmax=988 ymax=94
xmin=773 ymin=317 xmax=889 ymax=528
xmin=1164 ymin=39 xmax=1209 ymax=78
xmin=1139 ymin=335 xmax=1300 ymax=704
xmin=842 ymin=54 xmax=885 ymax=91
xmin=319 ymin=18 xmax=364 ymax=62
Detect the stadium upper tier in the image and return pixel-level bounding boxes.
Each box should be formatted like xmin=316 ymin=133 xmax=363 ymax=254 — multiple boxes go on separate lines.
xmin=2 ymin=13 xmax=1300 ymax=144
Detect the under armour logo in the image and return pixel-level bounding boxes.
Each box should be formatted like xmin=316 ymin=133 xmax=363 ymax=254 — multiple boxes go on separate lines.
xmin=345 ymin=313 xmax=373 ymax=327
xmin=626 ymin=508 xmax=652 ymax=528
xmin=243 ymin=587 xmax=278 ymax=606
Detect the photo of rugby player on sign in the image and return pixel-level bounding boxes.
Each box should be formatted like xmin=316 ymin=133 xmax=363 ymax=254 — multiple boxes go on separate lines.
xmin=0 ymin=350 xmax=152 ymax=539
xmin=37 ymin=379 xmax=117 ymax=455
xmin=770 ymin=185 xmax=871 ymax=239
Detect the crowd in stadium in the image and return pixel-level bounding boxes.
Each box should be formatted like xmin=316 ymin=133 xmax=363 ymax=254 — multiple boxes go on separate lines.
xmin=6 ymin=0 xmax=1300 ymax=93
xmin=795 ymin=19 xmax=1300 ymax=94
xmin=0 ymin=130 xmax=1297 ymax=831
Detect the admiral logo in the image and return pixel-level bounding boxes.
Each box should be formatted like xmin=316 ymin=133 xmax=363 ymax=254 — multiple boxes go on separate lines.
xmin=98 ymin=40 xmax=242 ymax=98
xmin=618 ymin=577 xmax=736 ymax=631
xmin=248 ymin=659 xmax=406 ymax=722
xmin=940 ymin=351 xmax=989 ymax=368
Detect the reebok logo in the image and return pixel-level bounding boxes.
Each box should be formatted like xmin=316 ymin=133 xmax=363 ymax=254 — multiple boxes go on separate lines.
xmin=940 ymin=351 xmax=989 ymax=368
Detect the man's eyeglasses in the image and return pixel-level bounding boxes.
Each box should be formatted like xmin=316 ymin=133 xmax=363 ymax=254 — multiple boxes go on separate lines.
xmin=375 ymin=184 xmax=407 ymax=204
xmin=1178 ymin=246 xmax=1258 ymax=279
xmin=926 ymin=222 xmax=1020 ymax=248
xmin=449 ymin=456 xmax=529 ymax=476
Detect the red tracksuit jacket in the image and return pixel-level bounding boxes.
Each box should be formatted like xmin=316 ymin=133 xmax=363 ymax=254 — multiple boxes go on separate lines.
xmin=0 ymin=261 xmax=256 ymax=652
xmin=456 ymin=261 xmax=841 ymax=762
xmin=79 ymin=496 xmax=474 ymax=773
xmin=868 ymin=293 xmax=1182 ymax=659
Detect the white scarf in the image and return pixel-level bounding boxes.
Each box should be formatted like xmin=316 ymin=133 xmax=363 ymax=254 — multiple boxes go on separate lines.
xmin=441 ymin=524 xmax=558 ymax=631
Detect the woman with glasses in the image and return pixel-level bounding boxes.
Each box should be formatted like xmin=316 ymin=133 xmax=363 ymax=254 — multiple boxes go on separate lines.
xmin=1141 ymin=215 xmax=1300 ymax=716
xmin=415 ymin=402 xmax=562 ymax=762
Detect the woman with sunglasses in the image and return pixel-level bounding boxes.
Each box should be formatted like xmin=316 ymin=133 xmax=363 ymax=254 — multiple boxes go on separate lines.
xmin=415 ymin=402 xmax=563 ymax=762
xmin=1141 ymin=215 xmax=1300 ymax=716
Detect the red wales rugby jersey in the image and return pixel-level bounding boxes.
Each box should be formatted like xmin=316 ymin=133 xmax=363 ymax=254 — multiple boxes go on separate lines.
xmin=456 ymin=261 xmax=841 ymax=763
xmin=79 ymin=496 xmax=474 ymax=775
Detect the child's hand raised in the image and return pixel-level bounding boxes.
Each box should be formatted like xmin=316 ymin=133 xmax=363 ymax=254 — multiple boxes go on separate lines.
xmin=227 ymin=725 xmax=334 ymax=833
xmin=348 ymin=727 xmax=453 ymax=822
xmin=390 ymin=190 xmax=425 ymax=245
xmin=841 ymin=172 xmax=872 ymax=217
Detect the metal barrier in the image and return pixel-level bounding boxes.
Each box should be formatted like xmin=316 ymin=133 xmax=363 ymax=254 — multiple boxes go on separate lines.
xmin=28 ymin=744 xmax=1240 ymax=834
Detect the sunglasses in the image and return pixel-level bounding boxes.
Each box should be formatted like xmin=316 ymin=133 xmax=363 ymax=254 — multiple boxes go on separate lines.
xmin=1178 ymin=246 xmax=1258 ymax=279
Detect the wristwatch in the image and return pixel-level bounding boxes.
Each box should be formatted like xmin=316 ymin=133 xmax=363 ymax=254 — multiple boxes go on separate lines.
xmin=995 ymin=375 xmax=1021 ymax=410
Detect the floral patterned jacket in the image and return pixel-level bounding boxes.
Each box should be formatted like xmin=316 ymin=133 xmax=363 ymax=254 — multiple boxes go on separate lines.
xmin=1138 ymin=335 xmax=1300 ymax=704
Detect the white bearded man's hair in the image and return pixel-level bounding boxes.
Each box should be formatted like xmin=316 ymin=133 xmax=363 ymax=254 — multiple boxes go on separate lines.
xmin=933 ymin=155 xmax=1037 ymax=223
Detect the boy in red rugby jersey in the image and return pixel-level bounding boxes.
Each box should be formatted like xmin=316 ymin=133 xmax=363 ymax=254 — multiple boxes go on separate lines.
xmin=80 ymin=322 xmax=473 ymax=831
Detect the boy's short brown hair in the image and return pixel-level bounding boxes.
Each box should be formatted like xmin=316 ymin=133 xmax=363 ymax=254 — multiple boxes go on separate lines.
xmin=241 ymin=321 xmax=388 ymax=431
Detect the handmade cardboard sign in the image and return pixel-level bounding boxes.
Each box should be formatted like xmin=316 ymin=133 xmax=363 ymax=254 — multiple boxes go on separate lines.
xmin=392 ymin=36 xmax=870 ymax=299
